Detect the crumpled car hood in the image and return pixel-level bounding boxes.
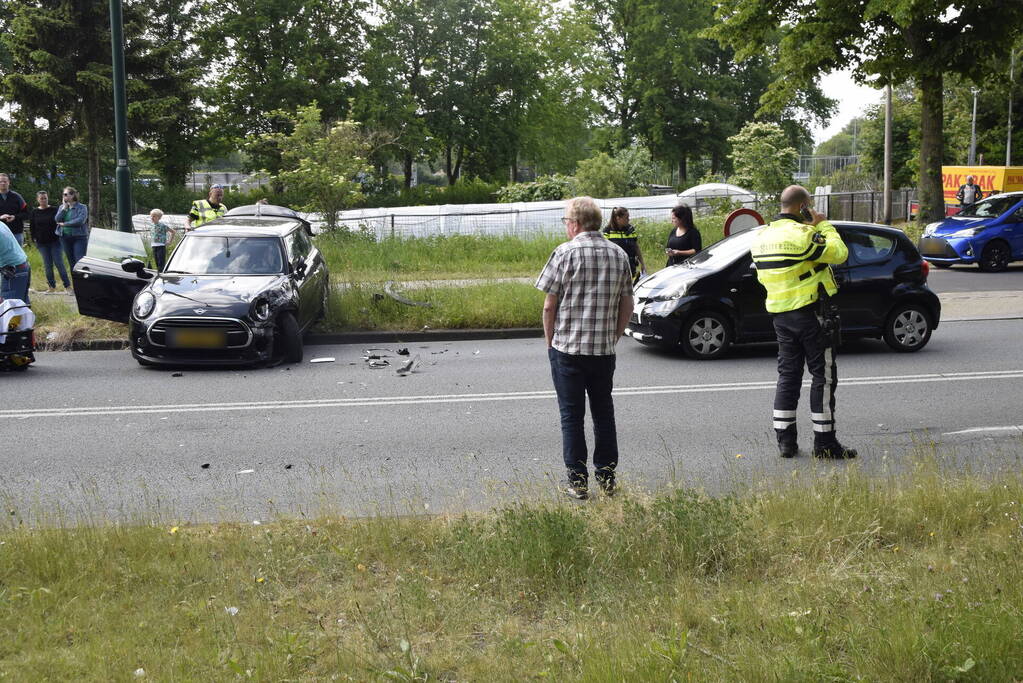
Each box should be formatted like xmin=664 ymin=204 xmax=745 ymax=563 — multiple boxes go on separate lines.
xmin=634 ymin=265 xmax=712 ymax=298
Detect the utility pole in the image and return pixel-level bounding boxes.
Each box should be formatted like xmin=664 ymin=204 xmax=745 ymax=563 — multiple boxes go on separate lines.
xmin=1009 ymin=49 xmax=1016 ymax=166
xmin=110 ymin=0 xmax=133 ymax=232
xmin=969 ymin=88 xmax=980 ymax=166
xmin=883 ymin=84 xmax=893 ymax=224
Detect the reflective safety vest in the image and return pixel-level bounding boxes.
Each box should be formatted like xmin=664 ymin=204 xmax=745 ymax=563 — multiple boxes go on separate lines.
xmin=603 ymin=231 xmax=633 ymax=240
xmin=750 ymin=216 xmax=848 ymax=313
xmin=189 ymin=199 xmax=227 ymax=228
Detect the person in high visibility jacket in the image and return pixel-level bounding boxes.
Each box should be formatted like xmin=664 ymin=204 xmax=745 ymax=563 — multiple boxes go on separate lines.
xmin=186 ymin=184 xmax=228 ymax=230
xmin=602 ymin=207 xmax=646 ymax=283
xmin=751 ymin=185 xmax=856 ymax=460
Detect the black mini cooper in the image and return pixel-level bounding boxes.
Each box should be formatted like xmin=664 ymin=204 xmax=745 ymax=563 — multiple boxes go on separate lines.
xmin=72 ymin=205 xmax=329 ymax=366
xmin=625 ymin=222 xmax=941 ymax=359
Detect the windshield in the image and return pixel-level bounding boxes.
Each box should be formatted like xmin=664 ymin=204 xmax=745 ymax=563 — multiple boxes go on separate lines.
xmin=957 ymin=195 xmax=1022 ymax=218
xmin=165 ymin=236 xmax=284 ymax=275
xmin=683 ymin=227 xmax=762 ymax=268
xmin=85 ymin=228 xmax=148 ymax=263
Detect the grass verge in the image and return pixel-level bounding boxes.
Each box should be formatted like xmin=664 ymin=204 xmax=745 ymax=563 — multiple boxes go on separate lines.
xmin=3 ymin=461 xmax=1021 ymax=680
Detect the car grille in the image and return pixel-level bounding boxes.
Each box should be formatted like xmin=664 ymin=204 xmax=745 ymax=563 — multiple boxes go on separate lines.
xmin=918 ymin=237 xmax=959 ymax=259
xmin=148 ymin=317 xmax=252 ymax=348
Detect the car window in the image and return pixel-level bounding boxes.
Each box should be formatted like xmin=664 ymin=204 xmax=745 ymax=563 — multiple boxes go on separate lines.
xmin=286 ymin=229 xmax=311 ymax=263
xmin=840 ymin=231 xmax=896 ymax=266
xmin=1011 ymin=207 xmax=1023 ymax=223
xmin=85 ymin=228 xmax=148 ymax=263
xmin=164 ymin=236 xmax=284 ymax=275
xmin=956 ymin=196 xmax=1021 ymax=218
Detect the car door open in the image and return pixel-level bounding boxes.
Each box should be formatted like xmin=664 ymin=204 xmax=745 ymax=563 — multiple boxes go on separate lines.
xmin=72 ymin=228 xmax=155 ymax=323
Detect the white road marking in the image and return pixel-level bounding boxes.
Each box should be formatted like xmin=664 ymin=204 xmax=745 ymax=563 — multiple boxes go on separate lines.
xmin=5 ymin=368 xmax=1023 ymax=420
xmin=942 ymin=425 xmax=1023 ymax=435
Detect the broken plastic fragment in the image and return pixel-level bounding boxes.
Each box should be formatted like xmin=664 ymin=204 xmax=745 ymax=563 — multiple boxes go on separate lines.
xmin=396 ymin=354 xmax=422 ymax=376
xmin=310 ymin=357 xmax=335 ymax=363
xmin=171 ymin=372 xmax=183 ymax=377
xmin=225 ymin=606 xmax=239 ymax=616
xmin=367 ymin=359 xmax=390 ymax=368
xmin=201 ymin=463 xmax=210 ymax=469
xmin=397 ymin=347 xmax=410 ymax=355
xmin=237 ymin=469 xmax=255 ymax=474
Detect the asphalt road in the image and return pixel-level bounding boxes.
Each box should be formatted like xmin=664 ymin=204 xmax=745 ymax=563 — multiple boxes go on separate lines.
xmin=925 ymin=261 xmax=1023 ymax=293
xmin=5 ymin=318 xmax=1023 ymax=524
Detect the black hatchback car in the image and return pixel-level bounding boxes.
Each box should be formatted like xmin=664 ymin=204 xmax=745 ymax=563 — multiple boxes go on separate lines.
xmin=625 ymin=222 xmax=941 ymax=359
xmin=72 ymin=205 xmax=329 ymax=366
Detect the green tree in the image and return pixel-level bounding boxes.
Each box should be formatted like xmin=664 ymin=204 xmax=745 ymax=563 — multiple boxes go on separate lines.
xmin=712 ymin=0 xmax=1023 ymax=223
xmin=262 ymin=104 xmax=371 ymax=230
xmin=198 ymin=0 xmax=367 ymax=146
xmin=727 ymin=122 xmax=798 ymax=198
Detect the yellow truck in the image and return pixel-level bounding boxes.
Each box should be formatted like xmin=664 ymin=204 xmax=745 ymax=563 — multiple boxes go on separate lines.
xmin=943 ymin=165 xmax=1023 ymax=207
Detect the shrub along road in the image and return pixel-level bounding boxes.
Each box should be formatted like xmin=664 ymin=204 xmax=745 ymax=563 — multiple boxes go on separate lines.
xmin=5 ymin=318 xmax=1023 ymax=524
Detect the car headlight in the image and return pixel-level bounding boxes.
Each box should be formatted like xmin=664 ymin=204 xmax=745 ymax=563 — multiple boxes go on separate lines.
xmin=948 ymin=227 xmax=985 ymax=238
xmin=133 ymin=291 xmax=156 ymax=318
xmin=923 ymin=222 xmax=940 ymax=237
xmin=649 ymin=281 xmax=689 ymax=301
xmin=249 ymin=297 xmax=270 ymax=322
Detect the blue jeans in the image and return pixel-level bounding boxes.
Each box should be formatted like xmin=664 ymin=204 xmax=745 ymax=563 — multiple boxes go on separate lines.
xmin=38 ymin=242 xmax=70 ymax=288
xmin=60 ymin=234 xmax=88 ymax=271
xmin=548 ymin=347 xmax=619 ymax=486
xmin=13 ymin=232 xmax=24 ymax=246
xmin=153 ymin=245 xmax=167 ymax=271
xmin=1 ymin=263 xmax=30 ymax=305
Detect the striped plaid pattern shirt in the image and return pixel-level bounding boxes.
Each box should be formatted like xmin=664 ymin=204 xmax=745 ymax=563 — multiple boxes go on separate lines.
xmin=535 ymin=230 xmax=633 ymax=356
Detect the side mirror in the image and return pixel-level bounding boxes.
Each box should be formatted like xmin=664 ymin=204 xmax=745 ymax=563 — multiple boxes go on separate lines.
xmin=121 ymin=257 xmax=153 ymax=279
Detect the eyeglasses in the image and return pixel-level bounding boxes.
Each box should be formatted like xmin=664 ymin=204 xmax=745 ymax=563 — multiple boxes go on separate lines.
xmin=63 ymin=192 xmax=74 ymax=196
xmin=561 ymin=217 xmax=572 ymax=224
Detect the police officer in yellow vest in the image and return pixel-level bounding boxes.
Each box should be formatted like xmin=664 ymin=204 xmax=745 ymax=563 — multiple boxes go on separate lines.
xmin=186 ymin=184 xmax=228 ymax=230
xmin=751 ymin=185 xmax=856 ymax=459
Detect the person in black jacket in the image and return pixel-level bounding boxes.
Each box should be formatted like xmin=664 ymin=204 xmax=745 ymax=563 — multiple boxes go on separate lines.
xmin=955 ymin=176 xmax=984 ymax=207
xmin=29 ymin=190 xmax=70 ymax=291
xmin=0 ymin=173 xmax=28 ymax=247
xmin=665 ymin=204 xmax=702 ymax=266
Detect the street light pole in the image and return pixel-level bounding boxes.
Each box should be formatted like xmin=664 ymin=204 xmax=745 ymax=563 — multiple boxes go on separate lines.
xmin=109 ymin=0 xmax=133 ymax=232
xmin=969 ymin=87 xmax=979 ymax=166
xmin=883 ymin=84 xmax=893 ymax=224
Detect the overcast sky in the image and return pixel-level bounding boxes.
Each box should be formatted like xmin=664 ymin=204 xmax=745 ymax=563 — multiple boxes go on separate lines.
xmin=811 ymin=69 xmax=885 ymax=145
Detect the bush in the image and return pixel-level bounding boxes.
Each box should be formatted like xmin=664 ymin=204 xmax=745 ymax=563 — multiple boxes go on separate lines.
xmin=362 ymin=177 xmax=501 ymax=208
xmin=130 ymin=182 xmax=305 ymax=216
xmin=575 ymin=152 xmax=630 ymax=198
xmin=496 ymin=174 xmax=577 ymax=203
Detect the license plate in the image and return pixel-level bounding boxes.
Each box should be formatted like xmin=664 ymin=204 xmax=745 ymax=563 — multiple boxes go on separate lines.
xmin=167 ymin=328 xmax=227 ymax=348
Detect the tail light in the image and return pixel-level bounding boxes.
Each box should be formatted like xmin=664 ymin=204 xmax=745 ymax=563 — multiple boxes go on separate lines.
xmin=921 ymin=259 xmax=930 ymax=281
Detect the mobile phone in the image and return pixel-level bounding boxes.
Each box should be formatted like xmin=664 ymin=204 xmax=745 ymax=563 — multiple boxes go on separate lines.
xmin=800 ymin=205 xmax=814 ymax=222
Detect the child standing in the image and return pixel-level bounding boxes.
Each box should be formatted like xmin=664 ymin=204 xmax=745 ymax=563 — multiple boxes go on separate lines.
xmin=149 ymin=209 xmax=176 ymax=271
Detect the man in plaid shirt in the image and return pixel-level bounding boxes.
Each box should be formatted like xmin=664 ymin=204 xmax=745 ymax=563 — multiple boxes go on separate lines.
xmin=535 ymin=196 xmax=635 ymax=499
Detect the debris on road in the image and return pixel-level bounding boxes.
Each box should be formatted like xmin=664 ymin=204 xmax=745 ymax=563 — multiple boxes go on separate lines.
xmin=397 ymin=347 xmax=410 ymax=355
xmin=396 ymin=354 xmax=422 ymax=376
xmin=310 ymin=357 xmax=335 ymax=363
xmin=171 ymin=372 xmax=183 ymax=377
xmin=237 ymin=469 xmax=255 ymax=474
xmin=201 ymin=463 xmax=210 ymax=469
xmin=367 ymin=359 xmax=390 ymax=369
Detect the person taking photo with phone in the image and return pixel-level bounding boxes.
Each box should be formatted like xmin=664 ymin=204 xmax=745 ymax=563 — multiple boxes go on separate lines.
xmin=751 ymin=185 xmax=856 ymax=460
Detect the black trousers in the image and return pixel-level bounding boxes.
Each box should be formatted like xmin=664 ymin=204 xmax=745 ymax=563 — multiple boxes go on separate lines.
xmin=770 ymin=304 xmax=838 ymax=446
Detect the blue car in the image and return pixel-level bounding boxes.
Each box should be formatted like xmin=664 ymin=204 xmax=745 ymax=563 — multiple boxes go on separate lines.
xmin=917 ymin=191 xmax=1023 ymax=271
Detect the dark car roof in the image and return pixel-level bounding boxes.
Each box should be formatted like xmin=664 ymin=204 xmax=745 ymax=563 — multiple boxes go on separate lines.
xmin=191 ymin=217 xmax=301 ymax=238
xmin=830 ymin=221 xmax=912 ymax=239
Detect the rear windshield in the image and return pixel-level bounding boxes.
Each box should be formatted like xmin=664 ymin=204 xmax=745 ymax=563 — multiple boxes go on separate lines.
xmin=957 ymin=196 xmax=1022 ymax=218
xmin=164 ymin=236 xmax=284 ymax=275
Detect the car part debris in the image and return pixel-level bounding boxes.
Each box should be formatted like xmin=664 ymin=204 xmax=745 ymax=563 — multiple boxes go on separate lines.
xmin=310 ymin=357 xmax=335 ymax=363
xmin=384 ymin=281 xmax=433 ymax=307
xmin=237 ymin=469 xmax=255 ymax=474
xmin=397 ymin=347 xmax=410 ymax=355
xmin=171 ymin=372 xmax=183 ymax=377
xmin=396 ymin=354 xmax=421 ymax=376
xmin=201 ymin=463 xmax=210 ymax=469
xmin=367 ymin=359 xmax=390 ymax=369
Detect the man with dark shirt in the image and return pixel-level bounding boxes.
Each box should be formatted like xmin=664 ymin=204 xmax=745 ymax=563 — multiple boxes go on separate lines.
xmin=29 ymin=190 xmax=70 ymax=291
xmin=0 ymin=173 xmax=28 ymax=247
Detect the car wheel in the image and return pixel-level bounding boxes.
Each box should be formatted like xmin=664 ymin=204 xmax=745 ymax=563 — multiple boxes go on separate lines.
xmin=680 ymin=311 xmax=732 ymax=360
xmin=276 ymin=311 xmax=303 ymax=363
xmin=883 ymin=303 xmax=932 ymax=352
xmin=979 ymin=240 xmax=1011 ymax=272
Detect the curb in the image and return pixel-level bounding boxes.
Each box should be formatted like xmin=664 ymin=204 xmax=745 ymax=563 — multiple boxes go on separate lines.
xmin=40 ymin=328 xmax=546 ymax=352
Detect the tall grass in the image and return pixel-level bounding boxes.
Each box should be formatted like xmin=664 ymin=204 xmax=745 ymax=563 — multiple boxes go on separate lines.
xmin=3 ymin=458 xmax=1021 ymax=680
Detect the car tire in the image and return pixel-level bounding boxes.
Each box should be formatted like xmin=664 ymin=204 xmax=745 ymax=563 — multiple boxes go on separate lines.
xmin=276 ymin=311 xmax=303 ymax=364
xmin=680 ymin=311 xmax=732 ymax=360
xmin=979 ymin=240 xmax=1011 ymax=272
xmin=883 ymin=303 xmax=932 ymax=352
